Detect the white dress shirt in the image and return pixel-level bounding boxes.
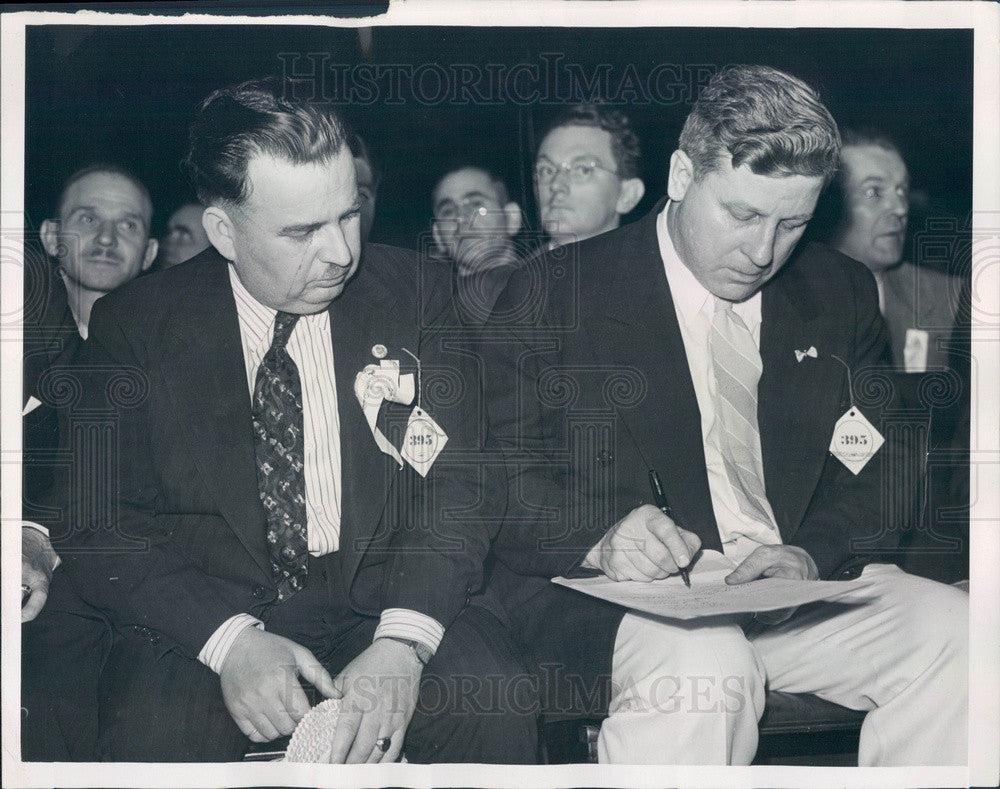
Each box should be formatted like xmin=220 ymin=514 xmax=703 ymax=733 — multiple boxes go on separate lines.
xmin=656 ymin=205 xmax=782 ymax=563
xmin=198 ymin=266 xmax=443 ymax=673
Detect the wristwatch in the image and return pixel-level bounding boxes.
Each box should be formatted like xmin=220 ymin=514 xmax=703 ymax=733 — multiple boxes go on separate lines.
xmin=380 ymin=636 xmax=434 ymax=666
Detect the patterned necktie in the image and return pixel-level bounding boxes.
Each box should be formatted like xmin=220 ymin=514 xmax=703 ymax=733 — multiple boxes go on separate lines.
xmin=252 ymin=311 xmax=308 ymax=601
xmin=709 ymin=298 xmax=777 ymax=530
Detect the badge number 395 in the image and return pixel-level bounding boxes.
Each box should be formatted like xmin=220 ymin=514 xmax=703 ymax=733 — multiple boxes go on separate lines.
xmin=835 ymin=420 xmax=873 ymax=461
xmin=404 ymin=418 xmax=438 ymax=463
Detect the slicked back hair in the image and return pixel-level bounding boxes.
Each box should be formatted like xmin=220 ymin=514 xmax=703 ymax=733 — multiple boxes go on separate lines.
xmin=678 ymin=65 xmax=841 ymax=185
xmin=183 ymin=77 xmax=349 ymax=207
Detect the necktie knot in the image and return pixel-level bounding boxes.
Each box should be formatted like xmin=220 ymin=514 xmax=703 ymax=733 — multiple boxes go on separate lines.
xmin=713 ymin=296 xmax=754 ymax=336
xmin=713 ymin=296 xmax=733 ymax=315
xmin=271 ymin=311 xmax=300 ymax=351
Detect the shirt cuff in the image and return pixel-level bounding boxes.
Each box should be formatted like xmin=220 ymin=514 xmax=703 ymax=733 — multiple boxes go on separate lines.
xmin=373 ymin=608 xmax=444 ymax=655
xmin=197 ymin=614 xmax=264 ymax=674
xmin=22 ymin=521 xmax=61 ymax=571
xmin=23 ymin=521 xmax=49 ymax=538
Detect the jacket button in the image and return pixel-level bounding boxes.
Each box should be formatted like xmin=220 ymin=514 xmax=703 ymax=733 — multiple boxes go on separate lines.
xmin=252 ymin=584 xmax=266 ymax=599
xmin=597 ymin=450 xmax=614 ymax=466
xmin=149 ymin=634 xmax=160 ymax=645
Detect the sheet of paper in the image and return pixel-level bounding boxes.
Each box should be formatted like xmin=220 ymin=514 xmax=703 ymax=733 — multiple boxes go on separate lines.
xmin=553 ymin=551 xmax=879 ymax=620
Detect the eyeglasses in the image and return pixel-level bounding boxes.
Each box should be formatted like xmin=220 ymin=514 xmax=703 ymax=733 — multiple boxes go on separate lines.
xmin=433 ymin=198 xmax=493 ymax=223
xmin=534 ymin=158 xmax=618 ymax=185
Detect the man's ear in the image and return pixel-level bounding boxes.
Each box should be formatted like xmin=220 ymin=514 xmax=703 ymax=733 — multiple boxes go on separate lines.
xmin=667 ymin=150 xmax=695 ymax=202
xmin=40 ymin=219 xmax=61 ymax=258
xmin=431 ymin=220 xmax=447 ymax=252
xmin=202 ymin=205 xmax=237 ymax=262
xmin=614 ymin=179 xmax=645 ymax=216
xmin=502 ymin=202 xmax=523 ymax=237
xmin=141 ymin=238 xmax=158 ymax=271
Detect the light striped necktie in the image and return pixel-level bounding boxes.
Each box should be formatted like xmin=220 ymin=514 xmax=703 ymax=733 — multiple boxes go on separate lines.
xmin=709 ymin=297 xmax=777 ymax=530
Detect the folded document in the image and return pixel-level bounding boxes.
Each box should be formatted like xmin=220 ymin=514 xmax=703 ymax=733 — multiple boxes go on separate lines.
xmin=553 ymin=550 xmax=878 ymax=620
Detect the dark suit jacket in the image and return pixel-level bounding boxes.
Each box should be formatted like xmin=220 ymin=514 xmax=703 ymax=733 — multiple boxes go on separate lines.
xmin=483 ymin=202 xmax=899 ymax=713
xmin=23 ymin=265 xmax=84 ymax=524
xmin=51 ymin=245 xmax=497 ymax=660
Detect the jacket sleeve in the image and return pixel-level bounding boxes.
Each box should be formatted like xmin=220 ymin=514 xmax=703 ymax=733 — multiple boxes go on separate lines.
xmin=480 ymin=259 xmax=609 ymax=579
xmin=375 ymin=316 xmax=506 ymax=630
xmin=51 ymin=298 xmax=246 ymax=658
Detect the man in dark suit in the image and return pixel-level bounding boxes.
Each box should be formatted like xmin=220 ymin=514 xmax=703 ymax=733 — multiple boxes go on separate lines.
xmin=822 ymin=129 xmax=963 ymax=374
xmin=485 ymin=65 xmax=968 ymax=765
xmin=431 ymin=163 xmax=524 ymax=324
xmin=40 ymin=78 xmax=536 ymax=763
xmin=21 ymin=164 xmax=158 ymax=761
xmin=812 ymin=129 xmax=968 ymax=583
xmin=23 ymin=163 xmax=159 ymax=619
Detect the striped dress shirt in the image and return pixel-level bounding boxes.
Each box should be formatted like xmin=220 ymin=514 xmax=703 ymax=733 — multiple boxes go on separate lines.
xmin=197 ymin=265 xmax=443 ymax=673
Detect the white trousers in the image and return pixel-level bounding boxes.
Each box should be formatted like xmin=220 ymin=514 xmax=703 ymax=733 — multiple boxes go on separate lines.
xmin=598 ymin=564 xmax=968 ymax=765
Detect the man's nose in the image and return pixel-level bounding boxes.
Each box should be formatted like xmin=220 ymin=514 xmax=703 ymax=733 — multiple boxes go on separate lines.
xmin=316 ymin=224 xmax=354 ymax=266
xmin=745 ymin=224 xmax=777 ymax=269
xmin=95 ymin=220 xmax=118 ymax=246
xmin=548 ymin=166 xmax=571 ymax=194
xmin=888 ymin=189 xmax=909 ymax=218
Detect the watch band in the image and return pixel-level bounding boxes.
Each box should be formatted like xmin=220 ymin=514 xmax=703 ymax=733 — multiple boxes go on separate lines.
xmin=380 ymin=636 xmax=433 ymax=666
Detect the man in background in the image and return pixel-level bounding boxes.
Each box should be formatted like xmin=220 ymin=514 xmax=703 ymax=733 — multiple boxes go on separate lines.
xmin=431 ymin=164 xmax=523 ymax=324
xmin=825 ymin=129 xmax=962 ymax=373
xmin=534 ymin=104 xmax=645 ymax=248
xmin=157 ymin=201 xmax=210 ymax=269
xmin=348 ymin=131 xmax=380 ymax=243
xmin=22 ymin=163 xmax=157 ymax=760
xmin=24 ymin=163 xmax=158 ymax=617
xmin=819 ymin=129 xmax=968 ymax=583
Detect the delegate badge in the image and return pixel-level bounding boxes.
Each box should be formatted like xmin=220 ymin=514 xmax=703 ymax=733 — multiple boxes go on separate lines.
xmin=829 ymin=407 xmax=884 ymax=475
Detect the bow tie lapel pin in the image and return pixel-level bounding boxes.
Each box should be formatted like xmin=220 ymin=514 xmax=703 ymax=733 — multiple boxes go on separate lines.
xmin=795 ymin=346 xmax=818 ymax=363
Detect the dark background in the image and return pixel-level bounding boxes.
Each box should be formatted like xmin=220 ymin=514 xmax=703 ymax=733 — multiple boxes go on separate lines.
xmin=24 ymin=24 xmax=973 ymax=257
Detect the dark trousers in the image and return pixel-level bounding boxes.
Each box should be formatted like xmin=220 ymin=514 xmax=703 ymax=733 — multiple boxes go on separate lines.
xmin=22 ymin=572 xmax=114 ymax=761
xmin=96 ymin=555 xmax=539 ymax=763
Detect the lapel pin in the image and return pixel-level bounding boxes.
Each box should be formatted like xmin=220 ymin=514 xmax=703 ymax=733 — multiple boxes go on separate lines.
xmin=795 ymin=346 xmax=818 ymax=363
xmin=371 ymin=343 xmax=388 ymax=359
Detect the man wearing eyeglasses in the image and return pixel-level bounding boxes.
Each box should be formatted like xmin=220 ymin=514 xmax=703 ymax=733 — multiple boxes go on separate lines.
xmin=431 ymin=164 xmax=523 ymax=324
xmin=534 ymin=104 xmax=645 ymax=248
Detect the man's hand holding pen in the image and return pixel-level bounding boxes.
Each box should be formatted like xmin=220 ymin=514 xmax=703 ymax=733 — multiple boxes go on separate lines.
xmin=581 ymin=504 xmax=702 ymax=583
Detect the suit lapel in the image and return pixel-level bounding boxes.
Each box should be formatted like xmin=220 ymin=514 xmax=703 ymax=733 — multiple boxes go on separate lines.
xmin=758 ymin=254 xmax=844 ymax=539
xmin=329 ymin=260 xmax=419 ymax=584
xmin=585 ymin=206 xmax=720 ymax=544
xmin=24 ymin=276 xmax=81 ymax=403
xmin=161 ymin=256 xmax=271 ymax=579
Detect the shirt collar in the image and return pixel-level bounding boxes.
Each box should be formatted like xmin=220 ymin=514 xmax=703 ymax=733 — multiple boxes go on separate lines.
xmin=228 ymin=264 xmax=274 ymax=350
xmin=227 ymin=264 xmax=329 ymax=351
xmin=655 ymin=202 xmax=761 ymax=332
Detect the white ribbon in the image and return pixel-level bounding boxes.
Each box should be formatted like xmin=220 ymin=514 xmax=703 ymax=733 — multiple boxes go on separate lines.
xmin=353 ymin=359 xmax=415 ymax=467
